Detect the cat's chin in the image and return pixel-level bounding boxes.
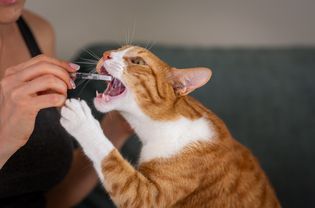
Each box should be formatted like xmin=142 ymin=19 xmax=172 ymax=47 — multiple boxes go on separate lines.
xmin=93 ymin=98 xmax=114 ymax=113
xmin=93 ymin=89 xmax=127 ymax=113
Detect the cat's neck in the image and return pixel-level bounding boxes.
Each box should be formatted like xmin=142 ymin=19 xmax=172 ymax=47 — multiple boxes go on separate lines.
xmin=120 ymin=98 xmax=217 ymax=163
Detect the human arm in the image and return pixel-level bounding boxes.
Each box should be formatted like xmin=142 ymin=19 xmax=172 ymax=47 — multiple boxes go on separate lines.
xmin=23 ymin=9 xmax=134 ymax=205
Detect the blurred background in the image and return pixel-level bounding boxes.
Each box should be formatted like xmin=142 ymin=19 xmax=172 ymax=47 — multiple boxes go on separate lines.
xmin=26 ymin=0 xmax=315 ymax=208
xmin=26 ymin=0 xmax=315 ymax=59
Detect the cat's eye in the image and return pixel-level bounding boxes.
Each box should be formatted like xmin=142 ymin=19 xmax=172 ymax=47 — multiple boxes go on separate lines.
xmin=130 ymin=57 xmax=147 ymax=65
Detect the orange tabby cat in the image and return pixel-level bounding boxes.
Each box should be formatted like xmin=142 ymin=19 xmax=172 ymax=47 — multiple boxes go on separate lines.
xmin=60 ymin=45 xmax=281 ymax=208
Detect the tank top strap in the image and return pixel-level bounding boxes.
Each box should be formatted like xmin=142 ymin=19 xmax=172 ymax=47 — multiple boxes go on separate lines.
xmin=16 ymin=16 xmax=42 ymax=57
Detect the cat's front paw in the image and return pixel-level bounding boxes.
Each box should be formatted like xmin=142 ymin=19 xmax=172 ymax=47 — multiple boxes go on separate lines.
xmin=60 ymin=99 xmax=102 ymax=140
xmin=60 ymin=99 xmax=114 ymax=179
xmin=60 ymin=99 xmax=93 ymax=135
xmin=60 ymin=99 xmax=114 ymax=161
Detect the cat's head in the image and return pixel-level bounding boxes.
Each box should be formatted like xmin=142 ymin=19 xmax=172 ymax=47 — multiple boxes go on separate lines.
xmin=94 ymin=45 xmax=211 ymax=120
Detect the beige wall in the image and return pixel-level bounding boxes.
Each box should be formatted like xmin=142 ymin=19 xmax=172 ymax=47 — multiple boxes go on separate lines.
xmin=25 ymin=0 xmax=315 ymax=59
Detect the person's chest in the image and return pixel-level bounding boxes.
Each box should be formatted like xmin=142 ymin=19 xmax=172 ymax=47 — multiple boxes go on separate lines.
xmin=0 ymin=107 xmax=75 ymax=198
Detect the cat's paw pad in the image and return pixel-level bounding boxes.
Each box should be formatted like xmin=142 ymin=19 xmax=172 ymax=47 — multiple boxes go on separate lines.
xmin=60 ymin=99 xmax=94 ymax=134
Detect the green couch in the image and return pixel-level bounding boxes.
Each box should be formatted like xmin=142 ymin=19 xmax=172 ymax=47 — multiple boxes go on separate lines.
xmin=70 ymin=44 xmax=315 ymax=208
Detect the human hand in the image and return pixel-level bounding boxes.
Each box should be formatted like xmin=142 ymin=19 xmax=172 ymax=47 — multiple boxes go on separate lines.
xmin=0 ymin=55 xmax=78 ymax=168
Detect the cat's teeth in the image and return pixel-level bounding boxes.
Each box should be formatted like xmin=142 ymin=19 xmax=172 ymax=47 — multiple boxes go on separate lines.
xmin=99 ymin=93 xmax=111 ymax=102
xmin=96 ymin=90 xmax=99 ymax=97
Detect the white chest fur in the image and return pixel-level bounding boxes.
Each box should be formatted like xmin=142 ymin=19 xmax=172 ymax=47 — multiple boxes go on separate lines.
xmin=122 ymin=111 xmax=216 ymax=164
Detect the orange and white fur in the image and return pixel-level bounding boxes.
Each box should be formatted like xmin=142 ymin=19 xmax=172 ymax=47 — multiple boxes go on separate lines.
xmin=60 ymin=45 xmax=281 ymax=208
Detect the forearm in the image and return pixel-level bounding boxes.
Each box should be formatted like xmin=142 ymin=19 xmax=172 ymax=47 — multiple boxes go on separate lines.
xmin=46 ymin=149 xmax=98 ymax=208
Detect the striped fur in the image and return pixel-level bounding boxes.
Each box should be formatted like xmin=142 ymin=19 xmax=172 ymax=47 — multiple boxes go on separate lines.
xmin=63 ymin=45 xmax=281 ymax=208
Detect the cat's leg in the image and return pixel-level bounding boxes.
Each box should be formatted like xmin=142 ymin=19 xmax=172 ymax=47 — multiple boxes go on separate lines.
xmin=100 ymin=149 xmax=200 ymax=208
xmin=60 ymin=99 xmax=114 ymax=178
xmin=60 ymin=99 xmax=199 ymax=208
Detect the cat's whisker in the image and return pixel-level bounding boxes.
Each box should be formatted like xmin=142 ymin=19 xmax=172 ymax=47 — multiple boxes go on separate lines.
xmin=75 ymin=60 xmax=97 ymax=64
xmin=74 ymin=75 xmax=95 ymax=87
xmin=76 ymin=79 xmax=92 ymax=97
xmin=147 ymin=40 xmax=156 ymax=50
xmin=126 ymin=27 xmax=130 ymax=45
xmin=89 ymin=69 xmax=97 ymax=73
xmin=106 ymin=67 xmax=120 ymax=74
xmin=78 ymin=66 xmax=96 ymax=74
xmin=114 ymin=40 xmax=124 ymax=48
xmin=74 ymin=61 xmax=97 ymax=66
xmin=87 ymin=49 xmax=101 ymax=60
xmin=107 ymin=67 xmax=121 ymax=74
xmin=75 ymin=79 xmax=88 ymax=89
xmin=83 ymin=68 xmax=97 ymax=76
xmin=79 ymin=57 xmax=99 ymax=63
xmin=124 ymin=28 xmax=128 ymax=45
xmin=84 ymin=49 xmax=101 ymax=61
xmin=127 ymin=20 xmax=136 ymax=45
xmin=144 ymin=40 xmax=150 ymax=49
xmin=110 ymin=61 xmax=124 ymax=68
xmin=125 ymin=20 xmax=137 ymax=46
xmin=130 ymin=19 xmax=137 ymax=46
xmin=83 ymin=53 xmax=99 ymax=62
xmin=74 ymin=56 xmax=98 ymax=68
xmin=108 ymin=63 xmax=123 ymax=73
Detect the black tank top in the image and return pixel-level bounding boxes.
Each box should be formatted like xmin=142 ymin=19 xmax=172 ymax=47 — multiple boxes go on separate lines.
xmin=0 ymin=17 xmax=74 ymax=207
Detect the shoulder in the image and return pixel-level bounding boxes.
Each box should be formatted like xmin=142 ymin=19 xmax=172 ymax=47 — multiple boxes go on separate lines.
xmin=22 ymin=10 xmax=55 ymax=56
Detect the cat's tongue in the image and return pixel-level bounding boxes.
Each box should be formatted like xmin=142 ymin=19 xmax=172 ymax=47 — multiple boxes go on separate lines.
xmin=104 ymin=77 xmax=126 ymax=96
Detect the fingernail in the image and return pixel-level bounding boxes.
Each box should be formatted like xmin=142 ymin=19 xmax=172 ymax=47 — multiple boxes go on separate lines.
xmin=70 ymin=79 xmax=76 ymax=89
xmin=69 ymin=63 xmax=80 ymax=71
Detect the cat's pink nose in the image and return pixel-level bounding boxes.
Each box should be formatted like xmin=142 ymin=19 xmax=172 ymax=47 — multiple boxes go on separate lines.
xmin=103 ymin=52 xmax=112 ymax=60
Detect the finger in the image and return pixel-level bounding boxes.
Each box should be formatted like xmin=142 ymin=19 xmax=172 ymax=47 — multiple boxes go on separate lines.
xmin=4 ymin=55 xmax=79 ymax=77
xmin=22 ymin=74 xmax=68 ymax=96
xmin=31 ymin=93 xmax=66 ymax=110
xmin=17 ymin=62 xmax=74 ymax=89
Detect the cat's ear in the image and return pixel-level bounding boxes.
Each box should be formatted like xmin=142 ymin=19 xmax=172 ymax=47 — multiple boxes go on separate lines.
xmin=169 ymin=67 xmax=212 ymax=96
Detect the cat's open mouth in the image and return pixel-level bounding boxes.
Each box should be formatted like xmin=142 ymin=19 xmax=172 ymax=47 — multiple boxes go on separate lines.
xmin=96 ymin=66 xmax=126 ymax=101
